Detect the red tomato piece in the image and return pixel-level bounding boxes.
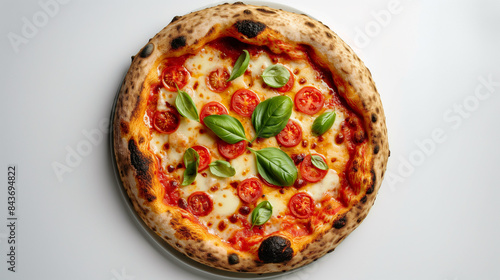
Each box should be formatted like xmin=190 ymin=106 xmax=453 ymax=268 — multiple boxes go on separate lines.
xmin=206 ymin=68 xmax=231 ymax=92
xmin=288 ymin=192 xmax=315 ymax=219
xmin=199 ymin=101 xmax=229 ymax=126
xmin=217 ymin=140 xmax=247 ymax=159
xmin=300 ymin=154 xmax=328 ymax=183
xmin=153 ymin=110 xmax=180 ymax=134
xmin=191 ymin=146 xmax=211 ymax=172
xmin=161 ymin=65 xmax=190 ymax=91
xmin=237 ymin=178 xmax=263 ymax=204
xmin=276 ymin=119 xmax=302 ymax=147
xmin=231 ymin=89 xmax=260 ymax=117
xmin=277 ymin=69 xmax=294 ymax=93
xmin=187 ymin=192 xmax=213 ymax=217
xmin=294 ymin=86 xmax=325 ymax=115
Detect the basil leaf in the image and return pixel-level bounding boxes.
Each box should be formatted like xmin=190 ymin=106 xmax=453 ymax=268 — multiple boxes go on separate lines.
xmin=209 ymin=160 xmax=236 ymax=178
xmin=181 ymin=148 xmax=199 ymax=186
xmin=311 ymin=154 xmax=328 ymax=171
xmin=251 ymin=95 xmax=293 ymax=140
xmin=312 ymin=111 xmax=336 ymax=136
xmin=227 ymin=50 xmax=250 ymax=82
xmin=261 ymin=65 xmax=290 ymax=88
xmin=204 ymin=114 xmax=248 ymax=144
xmin=249 ymin=147 xmax=297 ymax=186
xmin=251 ymin=200 xmax=272 ymax=229
xmin=175 ymin=87 xmax=199 ymax=121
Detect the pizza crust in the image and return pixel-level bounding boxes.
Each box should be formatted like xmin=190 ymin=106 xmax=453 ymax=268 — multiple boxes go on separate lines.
xmin=112 ymin=2 xmax=389 ymax=273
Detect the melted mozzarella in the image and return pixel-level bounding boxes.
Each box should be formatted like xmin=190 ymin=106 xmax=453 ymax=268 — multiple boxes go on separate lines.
xmin=211 ymin=188 xmax=241 ymax=217
xmin=303 ymin=169 xmax=340 ymax=201
xmin=148 ymin=42 xmax=352 ymax=240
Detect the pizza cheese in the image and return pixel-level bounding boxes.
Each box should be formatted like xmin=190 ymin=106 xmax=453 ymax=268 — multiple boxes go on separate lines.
xmin=112 ymin=3 xmax=389 ymax=273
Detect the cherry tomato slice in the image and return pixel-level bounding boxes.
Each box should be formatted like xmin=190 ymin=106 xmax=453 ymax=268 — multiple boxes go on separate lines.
xmin=217 ymin=140 xmax=247 ymax=159
xmin=206 ymin=68 xmax=231 ymax=92
xmin=199 ymin=101 xmax=229 ymax=126
xmin=191 ymin=145 xmax=211 ymax=172
xmin=231 ymin=89 xmax=260 ymax=117
xmin=277 ymin=69 xmax=294 ymax=93
xmin=161 ymin=65 xmax=190 ymax=91
xmin=187 ymin=192 xmax=213 ymax=216
xmin=300 ymin=154 xmax=328 ymax=183
xmin=294 ymin=86 xmax=325 ymax=115
xmin=237 ymin=178 xmax=263 ymax=204
xmin=153 ymin=110 xmax=180 ymax=134
xmin=276 ymin=119 xmax=302 ymax=147
xmin=288 ymin=192 xmax=315 ymax=219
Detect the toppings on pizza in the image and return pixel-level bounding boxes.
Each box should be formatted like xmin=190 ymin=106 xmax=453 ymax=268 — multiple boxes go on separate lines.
xmin=199 ymin=101 xmax=228 ymax=126
xmin=113 ymin=3 xmax=388 ymax=274
xmin=206 ymin=68 xmax=231 ymax=92
xmin=237 ymin=178 xmax=263 ymax=204
xmin=295 ymin=86 xmax=325 ymax=115
xmin=288 ymin=192 xmax=314 ymax=219
xmin=230 ymin=89 xmax=260 ymax=117
xmin=152 ymin=110 xmax=180 ymax=134
xmin=161 ymin=65 xmax=190 ymax=91
xmin=275 ymin=119 xmax=302 ymax=147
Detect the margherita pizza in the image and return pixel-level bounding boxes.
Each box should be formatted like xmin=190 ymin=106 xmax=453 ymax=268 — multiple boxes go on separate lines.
xmin=112 ymin=2 xmax=389 ymax=273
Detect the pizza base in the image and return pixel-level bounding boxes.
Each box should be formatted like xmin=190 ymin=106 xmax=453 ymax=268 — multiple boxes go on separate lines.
xmin=112 ymin=2 xmax=389 ymax=273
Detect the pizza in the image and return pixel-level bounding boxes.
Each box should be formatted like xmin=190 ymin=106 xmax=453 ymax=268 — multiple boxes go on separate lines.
xmin=112 ymin=2 xmax=389 ymax=274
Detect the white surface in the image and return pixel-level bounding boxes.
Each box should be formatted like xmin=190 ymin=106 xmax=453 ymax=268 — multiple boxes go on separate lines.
xmin=1 ymin=0 xmax=500 ymax=279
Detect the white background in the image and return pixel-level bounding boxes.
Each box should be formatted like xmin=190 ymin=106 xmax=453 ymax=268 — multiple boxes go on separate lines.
xmin=1 ymin=0 xmax=499 ymax=279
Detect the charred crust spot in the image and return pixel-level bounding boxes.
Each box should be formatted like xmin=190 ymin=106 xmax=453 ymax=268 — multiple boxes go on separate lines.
xmin=361 ymin=195 xmax=368 ymax=203
xmin=120 ymin=121 xmax=129 ymax=135
xmin=205 ymin=26 xmax=216 ymax=37
xmin=325 ymin=31 xmax=333 ymax=38
xmin=257 ymin=8 xmax=276 ymax=14
xmin=140 ymin=43 xmax=154 ymax=58
xmin=327 ymin=248 xmax=335 ymax=253
xmin=171 ymin=36 xmax=186 ymax=49
xmin=258 ymin=236 xmax=293 ymax=263
xmin=170 ymin=15 xmax=181 ymax=23
xmin=128 ymin=139 xmax=156 ymax=202
xmin=366 ymin=170 xmax=376 ymax=194
xmin=305 ymin=21 xmax=316 ymax=28
xmin=228 ymin=253 xmax=240 ymax=265
xmin=374 ymin=144 xmax=380 ymax=154
xmin=333 ymin=216 xmax=347 ymax=229
xmin=243 ymin=9 xmax=252 ymax=15
xmin=235 ymin=20 xmax=266 ymax=38
xmin=206 ymin=253 xmax=218 ymax=262
xmin=371 ymin=113 xmax=378 ymax=123
xmin=233 ymin=1 xmax=245 ymax=5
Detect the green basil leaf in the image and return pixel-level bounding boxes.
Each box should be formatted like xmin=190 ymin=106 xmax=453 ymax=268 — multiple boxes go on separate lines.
xmin=251 ymin=200 xmax=272 ymax=229
xmin=312 ymin=111 xmax=336 ymax=136
xmin=249 ymin=147 xmax=297 ymax=186
xmin=209 ymin=160 xmax=236 ymax=178
xmin=311 ymin=154 xmax=328 ymax=171
xmin=181 ymin=148 xmax=199 ymax=186
xmin=261 ymin=65 xmax=290 ymax=88
xmin=204 ymin=114 xmax=248 ymax=144
xmin=175 ymin=87 xmax=199 ymax=121
xmin=251 ymin=95 xmax=293 ymax=140
xmin=227 ymin=50 xmax=250 ymax=82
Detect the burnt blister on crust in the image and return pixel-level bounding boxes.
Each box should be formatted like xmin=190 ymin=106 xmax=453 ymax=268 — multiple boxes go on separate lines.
xmin=140 ymin=43 xmax=154 ymax=58
xmin=234 ymin=20 xmax=266 ymax=38
xmin=171 ymin=36 xmax=187 ymax=49
xmin=333 ymin=216 xmax=347 ymax=229
xmin=228 ymin=253 xmax=240 ymax=265
xmin=258 ymin=236 xmax=293 ymax=263
xmin=128 ymin=139 xmax=156 ymax=202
